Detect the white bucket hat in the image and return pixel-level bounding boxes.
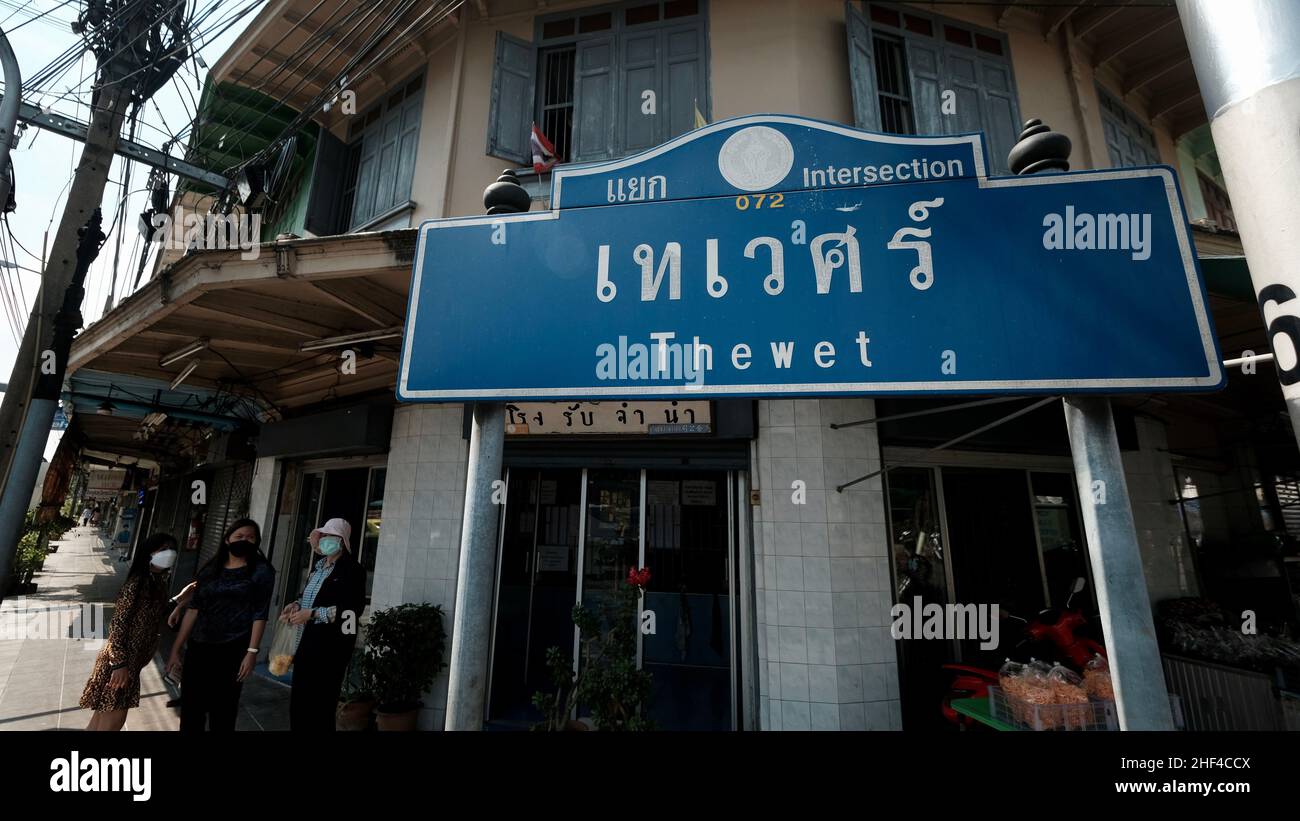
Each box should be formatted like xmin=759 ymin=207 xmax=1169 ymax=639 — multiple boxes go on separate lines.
xmin=309 ymin=517 xmax=352 ymax=551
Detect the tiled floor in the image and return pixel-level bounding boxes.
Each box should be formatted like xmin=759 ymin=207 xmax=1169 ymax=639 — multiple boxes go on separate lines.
xmin=0 ymin=527 xmax=289 ymax=731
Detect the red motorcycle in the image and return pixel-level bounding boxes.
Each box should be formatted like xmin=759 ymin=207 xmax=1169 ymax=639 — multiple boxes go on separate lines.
xmin=940 ymin=577 xmax=1106 ymax=726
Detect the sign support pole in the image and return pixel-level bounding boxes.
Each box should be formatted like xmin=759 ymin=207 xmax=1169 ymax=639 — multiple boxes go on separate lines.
xmin=444 ymin=171 xmax=530 ymax=731
xmin=1011 ymin=120 xmax=1174 ymax=730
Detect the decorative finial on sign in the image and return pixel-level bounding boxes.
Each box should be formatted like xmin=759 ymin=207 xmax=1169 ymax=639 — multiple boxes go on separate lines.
xmin=484 ymin=169 xmax=532 ymax=215
xmin=1008 ymin=118 xmax=1072 ymax=176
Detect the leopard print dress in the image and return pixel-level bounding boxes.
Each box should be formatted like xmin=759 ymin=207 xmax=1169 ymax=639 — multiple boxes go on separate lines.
xmin=80 ymin=571 xmax=171 ymax=712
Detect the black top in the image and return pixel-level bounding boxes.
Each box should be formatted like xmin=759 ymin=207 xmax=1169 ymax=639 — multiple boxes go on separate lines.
xmin=187 ymin=562 xmax=275 ymax=645
xmin=297 ymin=551 xmax=367 ymax=668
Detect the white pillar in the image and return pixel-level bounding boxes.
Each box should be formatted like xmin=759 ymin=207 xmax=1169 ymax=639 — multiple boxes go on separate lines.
xmin=1177 ymin=0 xmax=1300 ymax=443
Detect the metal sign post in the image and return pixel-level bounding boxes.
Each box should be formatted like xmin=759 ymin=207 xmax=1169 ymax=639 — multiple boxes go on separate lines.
xmin=444 ymin=171 xmax=529 ymax=731
xmin=1011 ymin=119 xmax=1174 ymax=730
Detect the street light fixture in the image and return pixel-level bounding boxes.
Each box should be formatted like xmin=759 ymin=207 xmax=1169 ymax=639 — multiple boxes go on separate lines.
xmin=159 ymin=337 xmax=209 ymax=368
xmin=169 ymin=359 xmax=200 ymax=390
xmin=298 ymin=326 xmax=403 ymax=352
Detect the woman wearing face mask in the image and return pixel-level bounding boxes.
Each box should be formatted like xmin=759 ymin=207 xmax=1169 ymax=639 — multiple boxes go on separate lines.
xmin=81 ymin=533 xmax=180 ymax=731
xmin=281 ymin=517 xmax=367 ymax=730
xmin=166 ymin=518 xmax=274 ymax=731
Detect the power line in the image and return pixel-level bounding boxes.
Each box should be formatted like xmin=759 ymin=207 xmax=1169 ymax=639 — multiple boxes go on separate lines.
xmin=231 ymin=0 xmax=454 ymax=175
xmin=193 ymin=0 xmax=388 ymax=164
xmin=0 ymin=0 xmax=78 ymax=33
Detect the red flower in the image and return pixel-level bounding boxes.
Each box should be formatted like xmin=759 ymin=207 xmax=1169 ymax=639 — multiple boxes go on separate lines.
xmin=626 ymin=567 xmax=652 ymax=588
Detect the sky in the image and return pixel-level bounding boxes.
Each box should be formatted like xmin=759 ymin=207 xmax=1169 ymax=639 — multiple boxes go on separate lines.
xmin=0 ymin=0 xmax=260 ymax=461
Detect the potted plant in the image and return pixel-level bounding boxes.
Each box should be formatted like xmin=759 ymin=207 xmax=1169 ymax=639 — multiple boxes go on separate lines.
xmin=359 ymin=603 xmax=446 ymax=731
xmin=336 ymin=645 xmax=376 ymax=731
xmin=8 ymin=531 xmax=44 ymax=594
xmin=532 ymin=567 xmax=655 ymax=731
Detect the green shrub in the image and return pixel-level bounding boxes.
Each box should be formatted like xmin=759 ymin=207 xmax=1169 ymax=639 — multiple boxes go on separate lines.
xmin=358 ymin=603 xmax=446 ymax=712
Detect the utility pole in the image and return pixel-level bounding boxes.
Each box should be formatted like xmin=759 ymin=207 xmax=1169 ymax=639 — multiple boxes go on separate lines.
xmin=1177 ymin=1 xmax=1300 ymax=444
xmin=444 ymin=170 xmax=527 ymax=730
xmin=0 ymin=2 xmax=174 ymax=593
xmin=0 ymin=27 xmax=20 ymax=213
xmin=1011 ymin=120 xmax=1174 ymax=731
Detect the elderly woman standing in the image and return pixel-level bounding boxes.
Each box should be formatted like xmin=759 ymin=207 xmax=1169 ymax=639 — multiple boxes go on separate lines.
xmin=281 ymin=518 xmax=367 ymax=731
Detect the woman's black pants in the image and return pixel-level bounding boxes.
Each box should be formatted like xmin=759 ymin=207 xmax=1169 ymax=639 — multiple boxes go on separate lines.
xmin=290 ymin=632 xmax=351 ymax=731
xmin=180 ymin=636 xmax=248 ymax=732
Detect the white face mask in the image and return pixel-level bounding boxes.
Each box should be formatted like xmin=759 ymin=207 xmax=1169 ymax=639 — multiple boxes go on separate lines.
xmin=150 ymin=549 xmax=178 ymax=570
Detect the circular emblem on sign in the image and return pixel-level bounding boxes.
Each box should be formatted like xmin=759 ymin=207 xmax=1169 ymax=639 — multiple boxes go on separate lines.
xmin=717 ymin=126 xmax=794 ymax=192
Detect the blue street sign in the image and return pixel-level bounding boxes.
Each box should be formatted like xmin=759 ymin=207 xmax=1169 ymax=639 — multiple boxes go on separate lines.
xmin=399 ymin=114 xmax=1222 ymax=402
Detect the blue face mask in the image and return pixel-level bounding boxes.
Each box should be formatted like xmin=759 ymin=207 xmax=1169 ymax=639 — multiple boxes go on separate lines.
xmin=317 ymin=535 xmax=343 ymax=556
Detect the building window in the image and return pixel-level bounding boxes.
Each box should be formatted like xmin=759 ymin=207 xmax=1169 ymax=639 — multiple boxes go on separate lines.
xmin=846 ymin=2 xmax=1022 ymax=173
xmin=873 ymin=33 xmax=915 ymax=135
xmin=487 ymin=0 xmax=709 ymax=167
xmin=1097 ymin=86 xmax=1160 ymax=168
xmin=345 ymin=74 xmax=423 ymax=230
xmin=1198 ymin=172 xmax=1237 ymax=232
xmin=538 ymin=47 xmax=577 ymax=167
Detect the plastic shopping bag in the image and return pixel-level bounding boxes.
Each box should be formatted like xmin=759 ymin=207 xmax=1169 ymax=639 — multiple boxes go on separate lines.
xmin=268 ymin=618 xmax=301 ymax=676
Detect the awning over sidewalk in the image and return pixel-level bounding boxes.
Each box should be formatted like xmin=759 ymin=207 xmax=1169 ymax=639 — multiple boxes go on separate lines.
xmin=68 ymin=230 xmax=415 ymax=459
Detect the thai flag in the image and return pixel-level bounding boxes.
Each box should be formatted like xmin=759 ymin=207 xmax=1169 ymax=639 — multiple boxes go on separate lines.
xmin=530 ymin=123 xmax=560 ymax=174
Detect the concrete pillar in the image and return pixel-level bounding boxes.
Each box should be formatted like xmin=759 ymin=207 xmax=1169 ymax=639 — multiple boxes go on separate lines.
xmin=752 ymin=398 xmax=899 ymax=731
xmin=370 ymin=403 xmax=468 ymax=730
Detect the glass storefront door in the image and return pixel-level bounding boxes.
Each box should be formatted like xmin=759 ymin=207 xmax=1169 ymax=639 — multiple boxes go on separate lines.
xmin=487 ymin=468 xmax=583 ymax=723
xmin=488 ymin=467 xmax=738 ymax=730
xmin=641 ymin=470 xmax=734 ymax=730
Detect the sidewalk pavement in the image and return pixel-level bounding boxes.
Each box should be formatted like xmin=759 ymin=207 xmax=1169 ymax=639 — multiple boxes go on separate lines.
xmin=0 ymin=526 xmax=290 ymax=731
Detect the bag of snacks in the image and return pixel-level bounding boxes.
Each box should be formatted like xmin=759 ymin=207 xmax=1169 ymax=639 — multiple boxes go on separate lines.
xmin=1084 ymin=653 xmax=1114 ymax=701
xmin=1049 ymin=663 xmax=1090 ymax=729
xmin=268 ymin=618 xmax=301 ymax=677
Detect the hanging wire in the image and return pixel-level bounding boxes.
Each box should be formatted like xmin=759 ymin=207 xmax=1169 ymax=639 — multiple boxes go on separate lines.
xmin=0 ymin=0 xmax=78 ymax=33
xmin=230 ymin=0 xmax=461 ymax=177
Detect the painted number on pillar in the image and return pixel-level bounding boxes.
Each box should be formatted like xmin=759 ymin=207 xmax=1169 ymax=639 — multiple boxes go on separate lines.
xmin=1259 ymin=284 xmax=1300 ymax=386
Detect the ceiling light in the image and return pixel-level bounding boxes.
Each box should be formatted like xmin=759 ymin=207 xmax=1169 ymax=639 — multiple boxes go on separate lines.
xmin=160 ymin=338 xmax=209 ymax=368
xmin=169 ymin=360 xmax=200 ymax=390
xmin=299 ymin=326 xmax=403 ymax=352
